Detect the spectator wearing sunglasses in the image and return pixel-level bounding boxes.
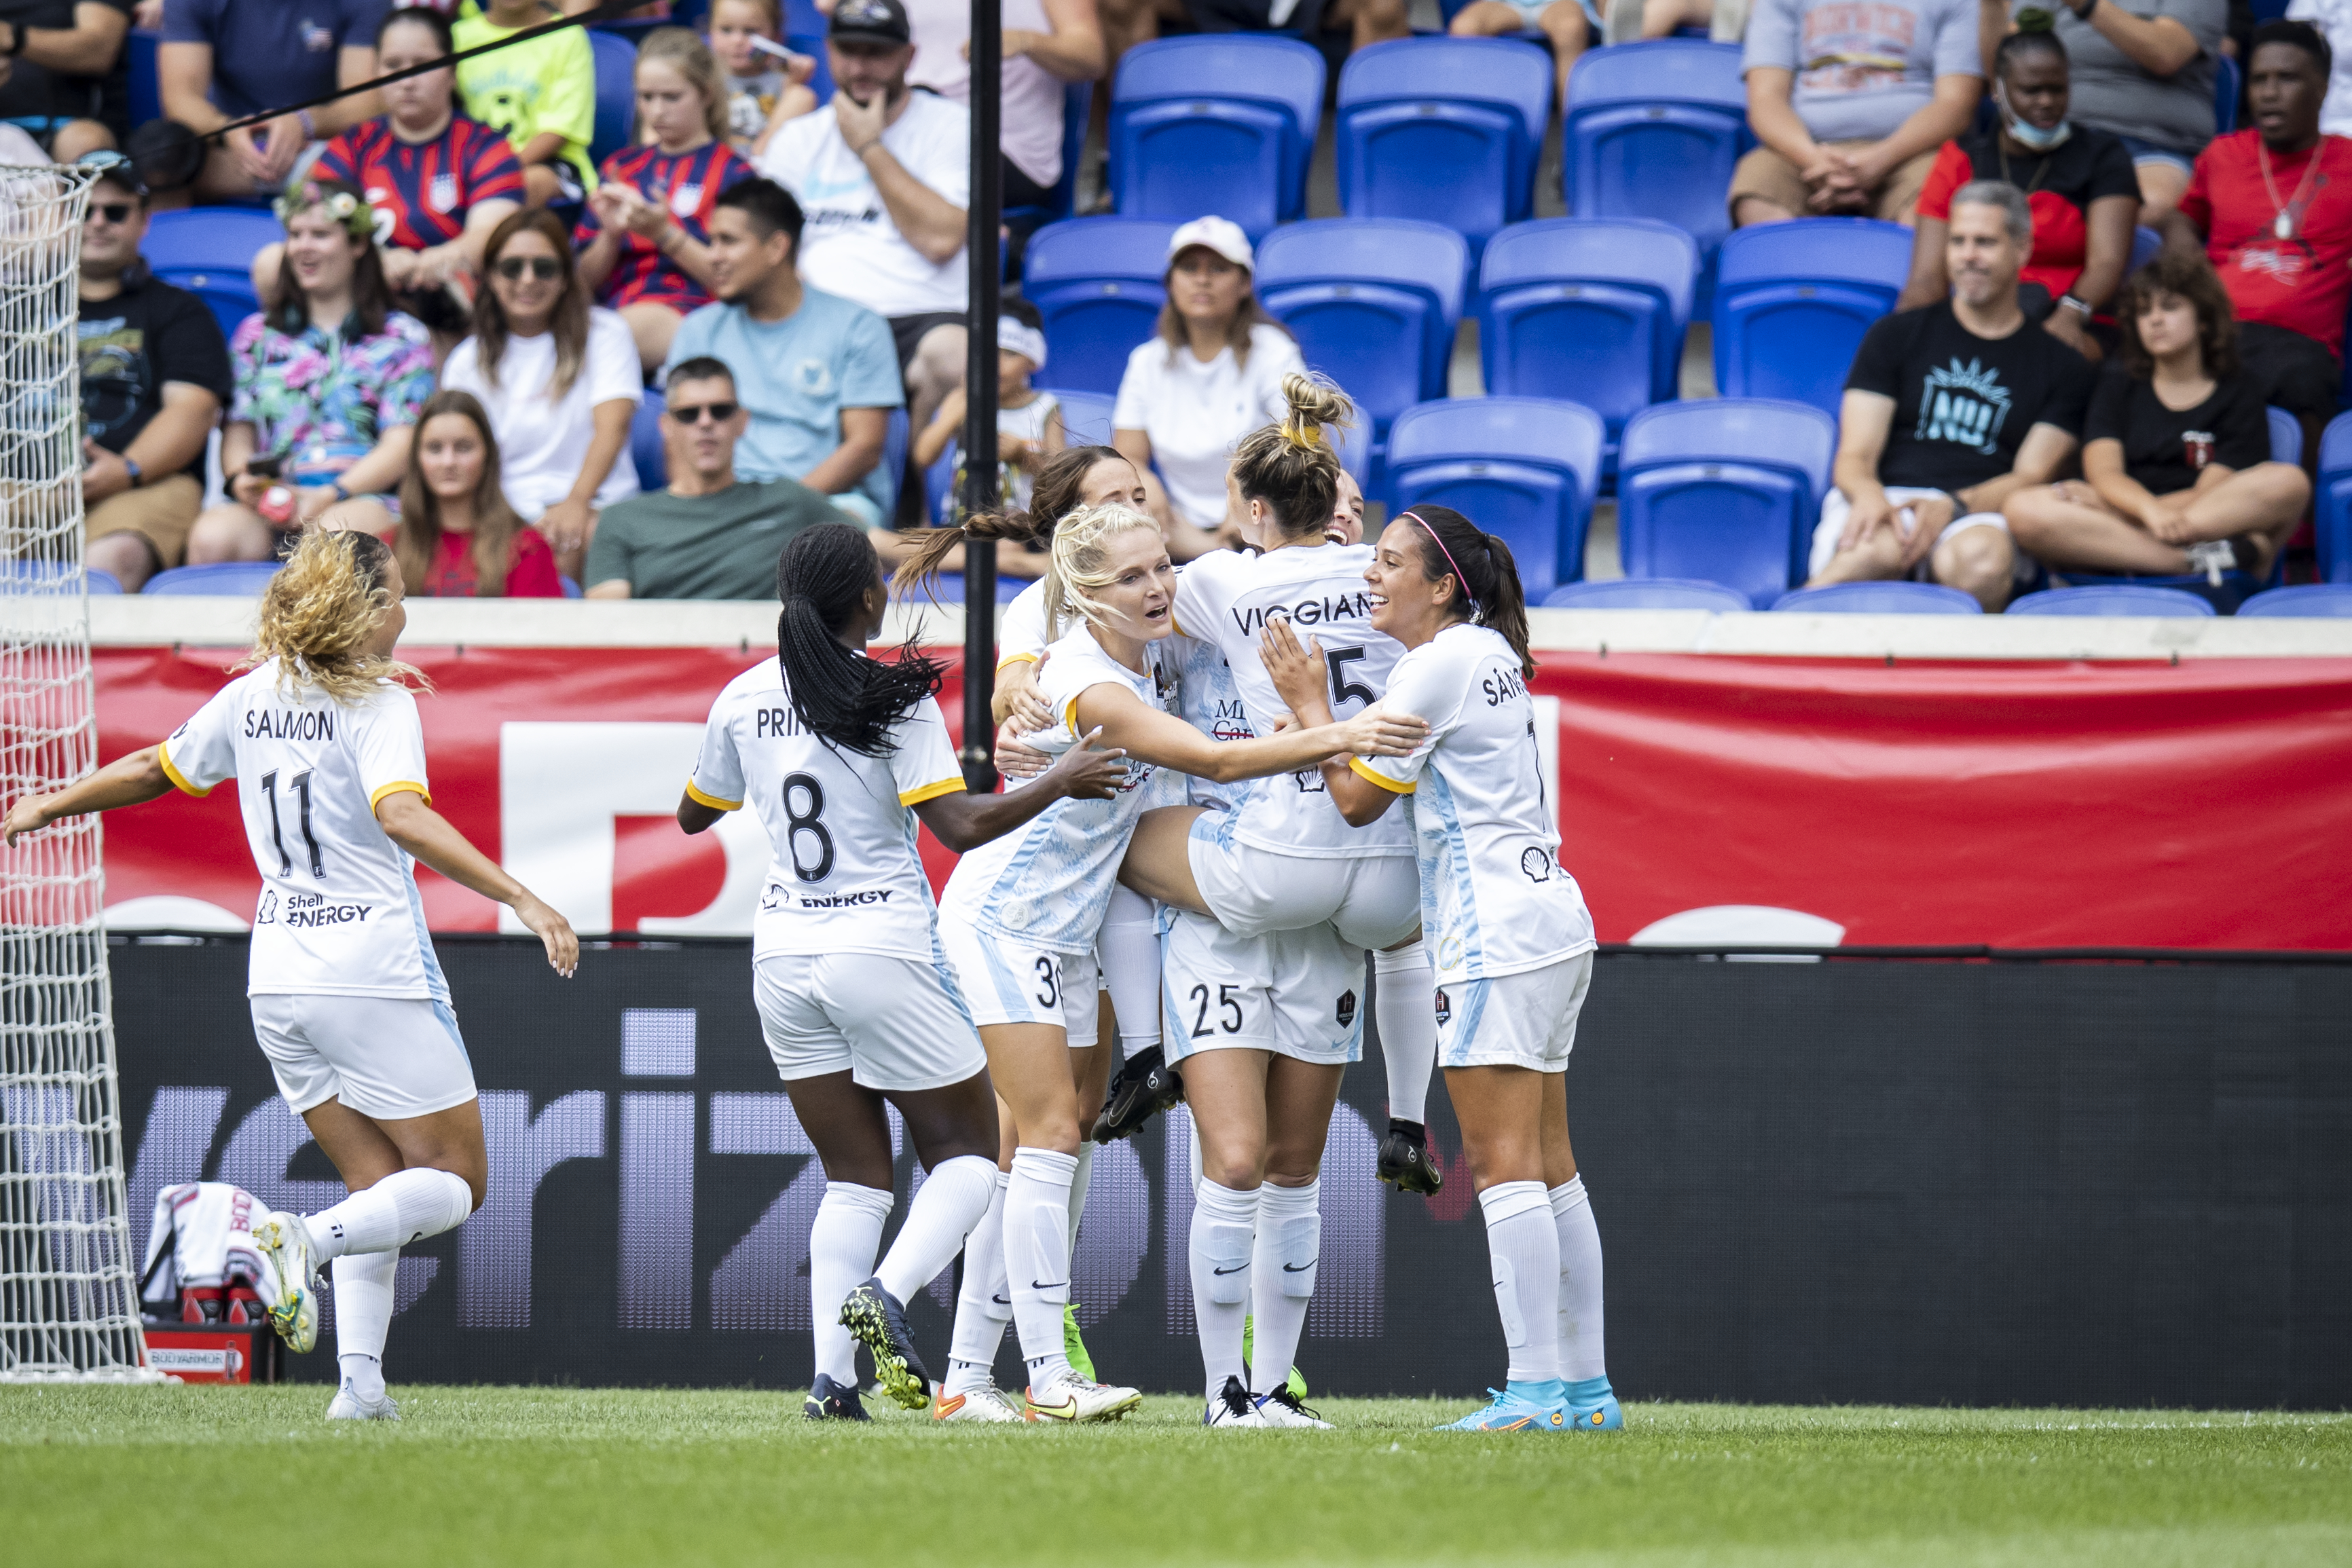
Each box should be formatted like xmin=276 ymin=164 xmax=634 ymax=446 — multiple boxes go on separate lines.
xmin=439 ymin=208 xmax=642 ymax=582
xmin=584 ymin=356 xmax=853 ymax=599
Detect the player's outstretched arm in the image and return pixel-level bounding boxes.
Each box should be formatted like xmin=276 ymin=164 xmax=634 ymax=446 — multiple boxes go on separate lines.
xmin=374 ymin=791 xmax=580 ymax=977
xmin=1259 ymin=620 xmax=1403 ymax=828
xmin=1 ymin=747 xmax=177 ymax=845
xmin=1076 ymin=682 xmax=1424 ymax=787
xmin=911 ymin=728 xmax=1131 ymax=851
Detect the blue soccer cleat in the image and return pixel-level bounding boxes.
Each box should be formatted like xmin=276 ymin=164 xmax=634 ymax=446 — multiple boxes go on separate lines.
xmin=1564 ymin=1377 xmax=1623 ymax=1432
xmin=1433 ymin=1384 xmax=1567 ymax=1432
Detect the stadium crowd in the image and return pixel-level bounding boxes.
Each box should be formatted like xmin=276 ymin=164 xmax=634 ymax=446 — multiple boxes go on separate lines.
xmin=45 ymin=0 xmax=2352 ymax=610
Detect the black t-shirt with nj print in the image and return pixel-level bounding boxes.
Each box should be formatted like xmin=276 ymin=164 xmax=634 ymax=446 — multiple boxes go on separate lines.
xmin=1846 ymin=302 xmax=2099 ymax=493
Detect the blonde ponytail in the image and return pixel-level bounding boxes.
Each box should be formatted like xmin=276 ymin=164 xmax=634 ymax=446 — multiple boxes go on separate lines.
xmin=1230 ymin=373 xmax=1353 ymax=540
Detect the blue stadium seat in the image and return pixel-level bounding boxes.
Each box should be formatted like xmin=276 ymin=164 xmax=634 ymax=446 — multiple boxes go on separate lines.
xmin=143 ymin=562 xmax=284 ymax=597
xmin=1054 ymin=389 xmax=1118 ymax=446
xmin=1711 ymin=218 xmax=1913 ymax=415
xmin=89 ymin=568 xmax=123 ymax=595
xmin=1771 ymin=581 xmax=1981 ymax=614
xmin=785 ymin=0 xmax=825 ymax=31
xmin=3 ymin=561 xmax=119 ymax=594
xmin=1023 ymin=218 xmax=1177 ymax=395
xmin=1007 ymin=81 xmax=1094 ymax=234
xmin=923 ymin=572 xmax=1031 ymax=605
xmin=2007 ymin=584 xmax=2216 ymax=617
xmin=1109 ymin=37 xmax=1325 ymax=239
xmin=2131 ymin=224 xmax=2161 ymax=274
xmin=1257 ymin=219 xmax=1468 ymax=451
xmin=1386 ymin=397 xmax=1605 ymax=594
xmin=2215 ymin=53 xmax=2239 ymax=134
xmin=2239 ymin=584 xmax=2352 ymax=617
xmin=142 ymin=209 xmax=282 ymax=343
xmin=790 ymin=36 xmax=835 ymax=105
xmin=631 ymin=394 xmax=667 ymax=491
xmin=2317 ymin=413 xmax=2352 ymax=582
xmin=593 ymin=18 xmax=672 ymax=43
xmin=590 ymin=31 xmax=639 ymax=168
xmin=1542 ymin=578 xmax=1750 ymax=612
xmin=129 ymin=28 xmax=161 ymax=127
xmin=1562 ymin=41 xmax=1749 ymax=299
xmin=1477 ymin=218 xmax=1697 ymax=465
xmin=880 ymin=406 xmax=908 ymax=520
xmin=1614 ymin=398 xmax=1837 ymax=608
xmin=1334 ymin=37 xmax=1551 ymax=256
xmin=559 ymin=575 xmax=584 ymax=598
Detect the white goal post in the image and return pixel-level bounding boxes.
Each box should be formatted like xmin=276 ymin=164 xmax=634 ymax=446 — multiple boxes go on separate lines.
xmin=0 ymin=162 xmax=157 ymax=1382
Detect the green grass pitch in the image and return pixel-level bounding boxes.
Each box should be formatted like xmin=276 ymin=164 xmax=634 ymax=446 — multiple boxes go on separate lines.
xmin=4 ymin=1387 xmax=2347 ymax=1566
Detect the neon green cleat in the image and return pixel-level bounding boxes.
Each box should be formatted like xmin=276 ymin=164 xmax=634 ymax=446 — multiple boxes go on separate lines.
xmin=1063 ymin=1303 xmax=1095 ymax=1382
xmin=1241 ymin=1314 xmax=1308 ymax=1400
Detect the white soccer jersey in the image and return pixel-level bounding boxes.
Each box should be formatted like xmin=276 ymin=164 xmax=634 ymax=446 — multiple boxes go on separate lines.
xmin=938 ymin=623 xmax=1175 ymax=954
xmin=1171 ymin=544 xmax=1410 ymax=857
xmin=687 ymin=660 xmax=966 ymax=963
xmin=997 ymin=578 xmax=1052 ymax=669
xmin=158 ymin=662 xmax=445 ymax=1001
xmin=1351 ymin=624 xmax=1595 ymax=982
xmin=1169 ymin=623 xmax=1253 ymax=811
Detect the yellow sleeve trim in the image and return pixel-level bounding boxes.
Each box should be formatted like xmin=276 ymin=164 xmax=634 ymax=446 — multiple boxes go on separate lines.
xmin=368 ymin=781 xmax=432 ymax=810
xmin=898 ymin=777 xmax=964 ymax=806
xmin=684 ymin=779 xmax=743 ymax=812
xmin=995 ymin=652 xmax=1040 ymax=671
xmin=155 ymin=740 xmax=211 ymax=799
xmin=1169 ymin=614 xmax=1190 ymax=639
xmin=1348 ymin=756 xmax=1415 ymax=795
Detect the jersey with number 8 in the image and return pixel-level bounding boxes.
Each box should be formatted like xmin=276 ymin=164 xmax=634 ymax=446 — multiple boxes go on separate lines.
xmin=156 ymin=662 xmax=446 ymax=1000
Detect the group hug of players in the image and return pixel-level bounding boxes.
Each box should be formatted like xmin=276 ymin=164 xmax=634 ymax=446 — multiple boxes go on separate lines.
xmin=6 ymin=376 xmax=1616 ymax=1434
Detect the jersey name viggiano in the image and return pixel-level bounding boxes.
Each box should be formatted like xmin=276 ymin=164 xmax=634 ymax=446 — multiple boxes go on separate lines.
xmin=939 ymin=624 xmax=1175 ymax=954
xmin=1172 ymin=544 xmax=1410 ymax=857
xmin=687 ymin=660 xmax=966 ymax=963
xmin=158 ymin=662 xmax=446 ymax=1000
xmin=1352 ymin=625 xmax=1595 ymax=981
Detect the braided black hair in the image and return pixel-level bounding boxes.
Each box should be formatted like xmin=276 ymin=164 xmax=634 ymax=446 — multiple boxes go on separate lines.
xmin=775 ymin=523 xmax=947 ymax=758
xmin=1993 ymin=19 xmax=2065 ymax=80
xmin=1396 ymin=505 xmax=1535 ymax=679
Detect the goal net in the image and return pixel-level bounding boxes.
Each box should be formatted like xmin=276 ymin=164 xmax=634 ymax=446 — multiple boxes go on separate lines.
xmin=0 ymin=163 xmax=155 ymax=1382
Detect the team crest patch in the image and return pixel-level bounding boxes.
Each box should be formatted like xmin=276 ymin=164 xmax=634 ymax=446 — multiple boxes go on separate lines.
xmin=1433 ymin=989 xmax=1450 ymax=1025
xmin=669 ymin=182 xmax=703 ymax=218
xmin=428 ymin=172 xmax=458 ymax=213
xmin=793 ymin=359 xmax=837 ymax=397
xmin=255 ymin=890 xmax=278 ymax=925
xmin=1336 ymin=990 xmax=1356 ymax=1028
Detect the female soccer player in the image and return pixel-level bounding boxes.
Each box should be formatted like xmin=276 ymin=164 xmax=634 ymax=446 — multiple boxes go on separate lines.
xmin=1260 ymin=504 xmax=1620 ymax=1435
xmin=1 ymin=529 xmax=581 ymax=1421
xmin=924 ymin=503 xmax=1427 ymax=1423
xmin=677 ymin=522 xmax=1128 ymax=1420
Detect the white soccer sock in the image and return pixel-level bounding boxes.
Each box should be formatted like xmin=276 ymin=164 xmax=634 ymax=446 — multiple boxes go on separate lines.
xmin=1479 ymin=1180 xmax=1562 ymax=1386
xmin=1248 ymin=1179 xmax=1319 ymax=1398
xmin=1098 ymin=884 xmax=1164 ymax=1053
xmin=944 ymin=1170 xmax=1012 ymax=1395
xmin=1065 ymin=1140 xmax=1095 ymax=1254
xmin=1189 ymin=1177 xmax=1260 ymax=1400
xmin=301 ymin=1167 xmax=473 ymax=1263
xmin=1374 ymin=940 xmax=1437 ymax=1125
xmin=1005 ymin=1147 xmax=1078 ymax=1387
xmin=876 ymin=1155 xmax=994 ymax=1305
xmin=810 ymin=1182 xmax=892 ymax=1386
xmin=1550 ymin=1176 xmax=1608 ymax=1384
xmin=333 ymin=1248 xmax=397 ymax=1401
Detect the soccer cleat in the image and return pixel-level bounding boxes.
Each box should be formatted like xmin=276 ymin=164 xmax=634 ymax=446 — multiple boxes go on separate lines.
xmin=1242 ymin=1314 xmax=1309 ymax=1400
xmin=249 ymin=1214 xmax=318 ymax=1354
xmin=804 ymin=1373 xmax=872 ymax=1421
xmin=1063 ymin=1303 xmax=1096 ymax=1382
xmin=1092 ymin=1045 xmax=1183 ymax=1142
xmin=1253 ymin=1385 xmax=1332 ymax=1429
xmin=839 ymin=1276 xmax=932 ymax=1411
xmin=1377 ymin=1118 xmax=1444 ymax=1196
xmin=1566 ymin=1389 xmax=1625 ymax=1432
xmin=1203 ymin=1375 xmax=1266 ymax=1428
xmin=932 ymin=1383 xmax=1025 ymax=1423
xmin=325 ymin=1381 xmax=399 ymax=1421
xmin=1025 ymin=1370 xmax=1143 ymax=1423
xmin=1434 ymin=1386 xmax=1568 ymax=1432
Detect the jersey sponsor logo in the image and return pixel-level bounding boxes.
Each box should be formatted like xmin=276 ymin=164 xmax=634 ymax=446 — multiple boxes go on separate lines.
xmin=1520 ymin=846 xmax=1553 ymax=883
xmin=1207 ymin=697 xmax=1255 ymax=741
xmin=1228 ymin=590 xmax=1375 ymax=638
xmin=779 ymin=886 xmax=896 ymax=910
xmin=1913 ymin=358 xmax=2013 ymax=455
xmin=280 ymin=890 xmax=376 ymax=928
xmin=1336 ymin=988 xmax=1356 ymax=1028
xmin=254 ymin=889 xmax=278 ymax=925
xmin=1482 ymin=667 xmax=1528 ymax=707
xmin=243 ymin=707 xmax=335 ymax=741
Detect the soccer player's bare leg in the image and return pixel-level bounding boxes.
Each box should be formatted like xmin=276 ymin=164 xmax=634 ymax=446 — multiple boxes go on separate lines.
xmin=1114 ymin=805 xmax=1211 ymax=914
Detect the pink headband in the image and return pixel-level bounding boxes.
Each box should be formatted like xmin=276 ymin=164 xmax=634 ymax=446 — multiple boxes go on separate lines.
xmin=1399 ymin=510 xmax=1477 ymax=611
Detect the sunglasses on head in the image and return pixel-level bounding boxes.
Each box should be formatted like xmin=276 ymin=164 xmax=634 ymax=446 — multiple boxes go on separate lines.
xmin=667 ymin=400 xmax=739 ymax=424
xmin=88 ymin=202 xmax=136 ymax=225
xmin=494 ymin=256 xmax=563 ymax=281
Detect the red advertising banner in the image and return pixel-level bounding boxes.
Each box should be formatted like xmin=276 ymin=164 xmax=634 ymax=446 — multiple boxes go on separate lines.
xmin=92 ymin=643 xmax=2352 ymax=950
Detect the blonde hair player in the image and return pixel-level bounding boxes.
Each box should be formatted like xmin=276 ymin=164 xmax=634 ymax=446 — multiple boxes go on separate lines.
xmin=2 ymin=528 xmax=581 ymax=1421
xmin=1260 ymin=503 xmax=1619 ymax=1436
xmin=921 ymin=503 xmax=1427 ymax=1423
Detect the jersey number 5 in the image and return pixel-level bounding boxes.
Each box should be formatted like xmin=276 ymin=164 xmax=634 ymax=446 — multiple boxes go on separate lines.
xmin=1326 ymin=646 xmax=1374 ymax=713
xmin=259 ymin=770 xmax=324 ymax=878
xmin=782 ymin=772 xmax=835 ymax=883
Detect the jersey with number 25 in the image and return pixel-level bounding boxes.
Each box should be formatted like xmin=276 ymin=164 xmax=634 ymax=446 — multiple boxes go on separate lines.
xmin=158 ymin=662 xmax=445 ymax=1001
xmin=688 ymin=660 xmax=966 ymax=963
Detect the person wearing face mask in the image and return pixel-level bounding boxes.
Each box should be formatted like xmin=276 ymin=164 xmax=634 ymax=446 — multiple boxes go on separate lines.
xmin=1902 ymin=23 xmax=2137 ymax=360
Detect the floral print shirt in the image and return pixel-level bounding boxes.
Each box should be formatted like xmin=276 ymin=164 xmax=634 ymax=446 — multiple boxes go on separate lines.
xmin=228 ymin=310 xmax=435 ymax=485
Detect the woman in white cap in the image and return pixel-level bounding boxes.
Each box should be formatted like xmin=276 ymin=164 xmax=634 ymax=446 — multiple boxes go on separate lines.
xmin=1111 ymin=215 xmax=1305 ymax=562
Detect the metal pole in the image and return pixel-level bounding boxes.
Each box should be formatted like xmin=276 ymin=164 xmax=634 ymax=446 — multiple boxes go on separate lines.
xmin=958 ymin=0 xmax=1004 ymax=794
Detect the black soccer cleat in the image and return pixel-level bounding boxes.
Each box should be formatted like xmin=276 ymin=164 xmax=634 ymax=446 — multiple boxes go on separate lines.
xmin=1377 ymin=1118 xmax=1444 ymax=1196
xmin=1092 ymin=1045 xmax=1184 ymax=1143
xmin=839 ymin=1276 xmax=932 ymax=1411
xmin=804 ymin=1372 xmax=871 ymax=1421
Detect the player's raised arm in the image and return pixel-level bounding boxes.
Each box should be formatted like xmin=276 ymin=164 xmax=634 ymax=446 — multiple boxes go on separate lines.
xmin=373 ymin=791 xmax=578 ymax=977
xmin=1074 ymin=674 xmax=1423 ymax=785
xmin=908 ymin=728 xmax=1129 ymax=851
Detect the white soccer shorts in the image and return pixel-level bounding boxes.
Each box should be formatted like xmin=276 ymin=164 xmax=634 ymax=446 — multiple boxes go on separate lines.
xmin=1185 ymin=812 xmax=1420 ymax=951
xmin=936 ymin=917 xmax=1102 ymax=1047
xmin=754 ymin=951 xmax=988 ymax=1091
xmin=1162 ymin=911 xmax=1365 ymax=1067
xmin=249 ymin=992 xmax=477 ymax=1122
xmin=1434 ymin=951 xmax=1595 ymax=1072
